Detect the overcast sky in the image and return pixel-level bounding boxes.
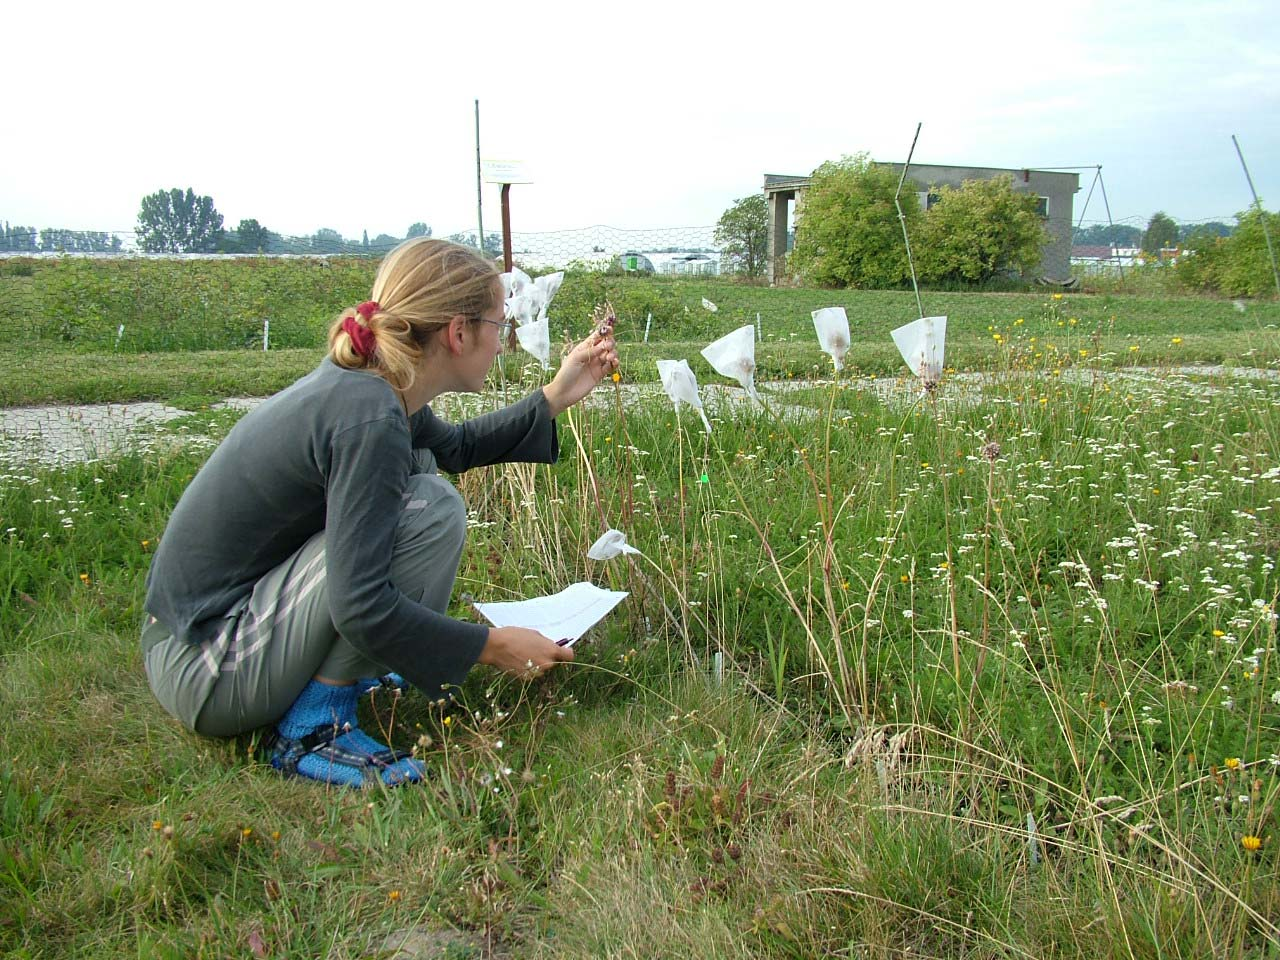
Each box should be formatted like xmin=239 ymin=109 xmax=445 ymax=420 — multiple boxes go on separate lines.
xmin=4 ymin=0 xmax=1276 ymax=241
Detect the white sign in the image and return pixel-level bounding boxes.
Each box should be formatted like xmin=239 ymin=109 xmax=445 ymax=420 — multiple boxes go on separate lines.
xmin=481 ymin=159 xmax=533 ymax=184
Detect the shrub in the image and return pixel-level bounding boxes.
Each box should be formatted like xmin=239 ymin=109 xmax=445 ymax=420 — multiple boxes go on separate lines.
xmin=790 ymin=154 xmax=918 ymax=289
xmin=1177 ymin=207 xmax=1280 ymax=298
xmin=916 ymin=176 xmax=1047 ymax=284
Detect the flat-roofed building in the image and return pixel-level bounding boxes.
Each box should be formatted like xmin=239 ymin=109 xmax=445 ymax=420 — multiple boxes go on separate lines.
xmin=764 ymin=163 xmax=1081 ymax=284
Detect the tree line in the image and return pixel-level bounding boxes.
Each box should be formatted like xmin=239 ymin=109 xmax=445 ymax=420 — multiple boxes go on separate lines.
xmin=0 ymin=223 xmax=123 ymax=253
xmin=2 ymin=187 xmax=501 ymax=257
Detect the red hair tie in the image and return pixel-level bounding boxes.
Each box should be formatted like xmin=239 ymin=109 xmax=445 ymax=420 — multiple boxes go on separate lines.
xmin=342 ymin=308 xmax=378 ymax=360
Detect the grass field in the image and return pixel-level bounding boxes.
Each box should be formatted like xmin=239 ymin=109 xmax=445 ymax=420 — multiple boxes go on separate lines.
xmin=2 ymin=266 xmax=1279 ymax=956
xmin=2 ymin=264 xmax=1279 ymax=406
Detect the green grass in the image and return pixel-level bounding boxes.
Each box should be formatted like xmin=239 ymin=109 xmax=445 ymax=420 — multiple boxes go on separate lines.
xmin=3 ymin=270 xmax=1279 ymax=406
xmin=3 ymin=351 xmax=1279 ymax=956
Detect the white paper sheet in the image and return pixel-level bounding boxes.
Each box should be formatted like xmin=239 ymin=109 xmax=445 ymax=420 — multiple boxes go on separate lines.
xmin=472 ymin=581 xmax=628 ymax=647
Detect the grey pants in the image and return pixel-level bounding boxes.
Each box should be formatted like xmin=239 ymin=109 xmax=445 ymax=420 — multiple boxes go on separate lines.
xmin=143 ymin=464 xmax=467 ymax=737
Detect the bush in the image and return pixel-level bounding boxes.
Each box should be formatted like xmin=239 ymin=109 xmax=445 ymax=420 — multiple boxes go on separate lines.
xmin=916 ymin=176 xmax=1047 ymax=284
xmin=1177 ymin=208 xmax=1280 ymax=298
xmin=789 ymin=154 xmax=918 ymax=288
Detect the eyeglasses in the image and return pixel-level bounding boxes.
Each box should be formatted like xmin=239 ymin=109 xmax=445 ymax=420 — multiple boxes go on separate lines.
xmin=473 ymin=317 xmax=513 ymax=339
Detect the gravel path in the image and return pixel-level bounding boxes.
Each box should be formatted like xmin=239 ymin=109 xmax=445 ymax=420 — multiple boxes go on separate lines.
xmin=3 ymin=365 xmax=1276 ymax=469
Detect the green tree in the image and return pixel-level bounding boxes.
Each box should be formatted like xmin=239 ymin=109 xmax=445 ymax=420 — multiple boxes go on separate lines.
xmin=1177 ymin=207 xmax=1280 ymax=297
xmin=916 ymin=176 xmax=1048 ymax=283
xmin=1178 ymin=220 xmax=1232 ymax=242
xmin=369 ymin=233 xmax=400 ymax=252
xmin=235 ymin=218 xmax=272 ymax=253
xmin=1072 ymin=223 xmax=1142 ymax=247
xmin=310 ymin=228 xmax=346 ymax=253
xmin=1142 ymin=211 xmax=1179 ymax=255
xmin=714 ymin=194 xmax=768 ymax=278
xmin=790 ymin=154 xmax=917 ymax=288
xmin=1 ymin=222 xmax=38 ymax=251
xmin=137 ymin=188 xmax=225 ymax=253
xmin=406 ymin=222 xmax=432 ymax=239
xmin=446 ymin=231 xmax=502 ymax=257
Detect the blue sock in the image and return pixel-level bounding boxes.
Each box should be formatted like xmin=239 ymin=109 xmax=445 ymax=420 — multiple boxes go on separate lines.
xmin=274 ymin=680 xmax=424 ymax=787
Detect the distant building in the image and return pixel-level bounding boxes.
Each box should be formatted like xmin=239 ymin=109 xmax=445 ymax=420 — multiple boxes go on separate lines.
xmin=1070 ymin=245 xmax=1143 ymax=273
xmin=615 ymin=252 xmax=656 ymax=273
xmin=660 ymin=253 xmax=719 ymax=277
xmin=764 ymin=163 xmax=1081 ymax=284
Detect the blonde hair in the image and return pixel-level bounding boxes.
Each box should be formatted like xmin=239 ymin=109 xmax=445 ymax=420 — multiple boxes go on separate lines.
xmin=327 ymin=238 xmax=500 ymax=393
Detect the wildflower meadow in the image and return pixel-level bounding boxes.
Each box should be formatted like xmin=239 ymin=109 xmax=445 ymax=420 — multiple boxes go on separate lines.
xmin=1 ymin=266 xmax=1278 ymax=958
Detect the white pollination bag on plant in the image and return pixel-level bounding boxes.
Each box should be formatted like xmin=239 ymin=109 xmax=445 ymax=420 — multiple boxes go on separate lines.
xmin=890 ymin=315 xmax=947 ymax=383
xmin=656 ymin=359 xmax=712 ymax=434
xmin=587 ymin=528 xmax=642 ymax=561
xmin=700 ymin=325 xmax=760 ymax=401
xmin=812 ymin=306 xmax=851 ymax=371
xmin=532 ymin=272 xmax=563 ymax=322
xmin=515 ymin=318 xmax=550 ymax=369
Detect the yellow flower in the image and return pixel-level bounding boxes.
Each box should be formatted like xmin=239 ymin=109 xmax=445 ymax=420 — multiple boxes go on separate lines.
xmin=1171 ymin=337 xmax=1183 ymax=345
xmin=141 ymin=539 xmax=151 ymax=549
xmin=241 ymin=827 xmax=252 ymax=838
xmin=900 ymin=574 xmax=909 ymax=583
xmin=938 ymin=561 xmax=950 ymax=570
xmin=840 ymin=580 xmax=849 ymax=591
xmin=152 ymin=820 xmax=164 ymax=831
xmin=1212 ymin=629 xmax=1225 ymax=638
xmin=443 ymin=715 xmax=453 ymax=726
xmin=1242 ymin=835 xmax=1262 ymax=852
xmin=1225 ymin=757 xmax=1241 ymax=771
xmin=611 ymin=371 xmax=621 ymax=383
xmin=1052 ymin=293 xmax=1064 ymax=300
xmin=79 ymin=573 xmax=90 ymax=584
xmin=1129 ymin=345 xmax=1140 ymax=352
xmin=388 ymin=890 xmax=402 ymax=902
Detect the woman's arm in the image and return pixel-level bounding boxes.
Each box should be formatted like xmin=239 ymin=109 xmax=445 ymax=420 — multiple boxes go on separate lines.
xmin=410 ymin=329 xmax=618 ymax=471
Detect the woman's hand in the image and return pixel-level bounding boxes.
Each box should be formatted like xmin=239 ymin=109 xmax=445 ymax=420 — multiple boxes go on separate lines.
xmin=542 ymin=331 xmax=619 ymax=417
xmin=477 ymin=626 xmax=575 ymax=679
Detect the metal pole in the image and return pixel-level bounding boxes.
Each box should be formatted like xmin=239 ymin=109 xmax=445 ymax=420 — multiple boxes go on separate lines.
xmin=501 ymin=183 xmax=513 ymax=272
xmin=893 ymin=122 xmax=925 ymax=319
xmin=1096 ymin=168 xmax=1124 ymax=281
xmin=474 ymin=99 xmax=485 ymax=255
xmin=1232 ymin=134 xmax=1280 ymax=299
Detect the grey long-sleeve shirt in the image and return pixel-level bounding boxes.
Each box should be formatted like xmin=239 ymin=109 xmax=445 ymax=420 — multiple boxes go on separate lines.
xmin=144 ymin=358 xmax=558 ymax=695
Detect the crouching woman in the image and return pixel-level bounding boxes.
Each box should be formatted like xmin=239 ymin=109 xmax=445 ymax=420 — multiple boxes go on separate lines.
xmin=141 ymin=238 xmax=618 ymax=787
